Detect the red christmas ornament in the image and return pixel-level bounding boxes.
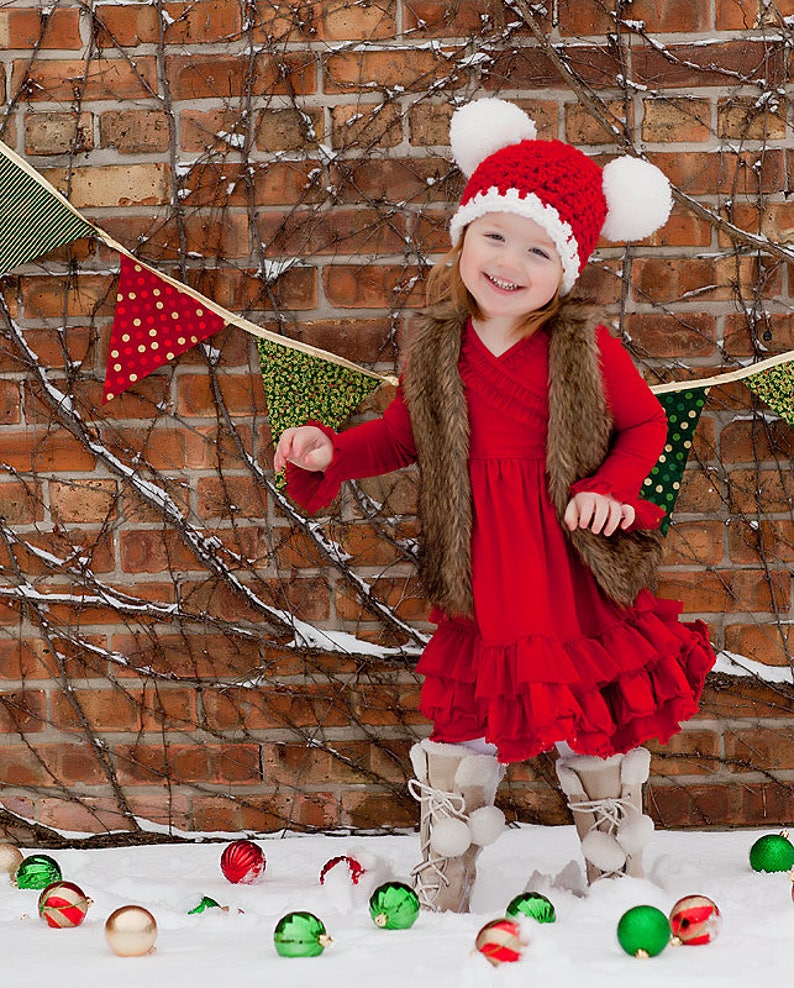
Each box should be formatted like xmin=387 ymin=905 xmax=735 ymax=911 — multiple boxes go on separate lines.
xmin=38 ymin=881 xmax=92 ymax=929
xmin=669 ymin=895 xmax=721 ymax=946
xmin=474 ymin=918 xmax=528 ymax=967
xmin=220 ymin=840 xmax=266 ymax=885
xmin=319 ymin=855 xmax=366 ymax=886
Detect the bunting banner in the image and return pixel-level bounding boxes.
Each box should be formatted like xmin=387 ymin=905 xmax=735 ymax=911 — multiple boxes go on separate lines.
xmin=1 ymin=138 xmax=794 ymax=534
xmin=257 ymin=337 xmax=383 ymax=445
xmin=0 ymin=141 xmax=94 ymax=274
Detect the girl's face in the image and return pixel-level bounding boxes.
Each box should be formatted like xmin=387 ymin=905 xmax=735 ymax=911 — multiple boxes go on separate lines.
xmin=458 ymin=212 xmax=563 ymax=332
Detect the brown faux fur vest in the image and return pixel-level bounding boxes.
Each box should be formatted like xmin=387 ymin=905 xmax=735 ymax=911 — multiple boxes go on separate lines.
xmin=401 ymin=298 xmax=663 ymax=619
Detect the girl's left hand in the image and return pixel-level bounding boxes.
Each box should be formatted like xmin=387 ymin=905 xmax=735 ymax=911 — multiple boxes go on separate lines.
xmin=564 ymin=491 xmax=635 ymax=536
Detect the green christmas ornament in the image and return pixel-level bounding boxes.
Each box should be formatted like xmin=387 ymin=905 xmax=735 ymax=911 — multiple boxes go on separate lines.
xmin=505 ymin=891 xmax=556 ymax=924
xmin=273 ymin=911 xmax=331 ymax=957
xmin=14 ymin=854 xmax=62 ymax=890
xmin=617 ymin=905 xmax=671 ymax=958
xmin=188 ymin=895 xmax=222 ymax=915
xmin=368 ymin=881 xmax=420 ymax=930
xmin=749 ymin=832 xmax=794 ymax=873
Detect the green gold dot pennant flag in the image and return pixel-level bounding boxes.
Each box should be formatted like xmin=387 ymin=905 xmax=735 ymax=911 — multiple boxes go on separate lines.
xmin=0 ymin=141 xmax=94 ymax=274
xmin=743 ymin=360 xmax=794 ymax=426
xmin=257 ymin=336 xmax=383 ymax=453
xmin=641 ymin=387 xmax=709 ymax=535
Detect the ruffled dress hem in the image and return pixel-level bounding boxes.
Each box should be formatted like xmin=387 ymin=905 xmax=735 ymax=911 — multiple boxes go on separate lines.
xmin=418 ymin=589 xmax=713 ymax=764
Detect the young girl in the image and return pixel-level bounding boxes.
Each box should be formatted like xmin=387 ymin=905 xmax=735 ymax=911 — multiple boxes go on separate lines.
xmin=274 ymin=99 xmax=716 ymax=909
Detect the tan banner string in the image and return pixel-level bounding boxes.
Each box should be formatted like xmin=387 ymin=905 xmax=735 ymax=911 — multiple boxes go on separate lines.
xmin=650 ymin=349 xmax=794 ymax=395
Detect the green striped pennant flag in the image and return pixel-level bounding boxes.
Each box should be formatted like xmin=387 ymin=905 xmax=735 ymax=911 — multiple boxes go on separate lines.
xmin=0 ymin=141 xmax=94 ymax=274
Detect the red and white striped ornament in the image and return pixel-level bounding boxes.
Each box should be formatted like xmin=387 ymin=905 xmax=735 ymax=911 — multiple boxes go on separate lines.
xmin=474 ymin=918 xmax=528 ymax=966
xmin=219 ymin=840 xmax=266 ymax=885
xmin=319 ymin=855 xmax=366 ymax=886
xmin=38 ymin=881 xmax=92 ymax=929
xmin=669 ymin=895 xmax=721 ymax=946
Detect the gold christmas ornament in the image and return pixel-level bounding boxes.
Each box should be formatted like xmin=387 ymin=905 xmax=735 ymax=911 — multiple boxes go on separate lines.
xmin=105 ymin=905 xmax=158 ymax=957
xmin=0 ymin=843 xmax=24 ymax=880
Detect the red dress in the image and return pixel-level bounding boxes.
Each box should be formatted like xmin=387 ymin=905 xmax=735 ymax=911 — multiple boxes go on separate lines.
xmin=286 ymin=320 xmax=715 ymax=763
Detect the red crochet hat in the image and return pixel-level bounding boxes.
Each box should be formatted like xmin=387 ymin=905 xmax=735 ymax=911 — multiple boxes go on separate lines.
xmin=449 ymin=99 xmax=673 ymax=294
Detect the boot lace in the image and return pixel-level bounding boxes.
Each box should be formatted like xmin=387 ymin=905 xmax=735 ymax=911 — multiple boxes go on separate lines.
xmin=407 ymin=778 xmax=467 ymax=909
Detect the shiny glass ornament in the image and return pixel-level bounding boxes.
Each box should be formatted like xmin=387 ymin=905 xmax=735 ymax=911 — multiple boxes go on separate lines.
xmin=369 ymin=881 xmax=420 ymax=930
xmin=749 ymin=832 xmax=794 ymax=873
xmin=105 ymin=905 xmax=158 ymax=957
xmin=0 ymin=843 xmax=24 ymax=880
xmin=669 ymin=895 xmax=721 ymax=946
xmin=505 ymin=891 xmax=556 ymax=924
xmin=188 ymin=895 xmax=222 ymax=915
xmin=38 ymin=881 xmax=92 ymax=928
xmin=219 ymin=839 xmax=266 ymax=885
xmin=14 ymin=854 xmax=62 ymax=890
xmin=474 ymin=918 xmax=527 ymax=967
xmin=319 ymin=854 xmax=365 ymax=885
xmin=273 ymin=911 xmax=331 ymax=958
xmin=617 ymin=905 xmax=671 ymax=958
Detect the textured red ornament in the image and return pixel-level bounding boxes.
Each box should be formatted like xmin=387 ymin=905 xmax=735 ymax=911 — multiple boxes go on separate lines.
xmin=319 ymin=855 xmax=366 ymax=886
xmin=220 ymin=840 xmax=266 ymax=885
xmin=669 ymin=895 xmax=721 ymax=946
xmin=104 ymin=254 xmax=226 ymax=403
xmin=38 ymin=881 xmax=92 ymax=928
xmin=474 ymin=918 xmax=527 ymax=966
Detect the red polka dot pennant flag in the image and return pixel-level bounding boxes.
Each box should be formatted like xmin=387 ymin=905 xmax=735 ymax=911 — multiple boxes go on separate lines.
xmin=104 ymin=254 xmax=227 ymax=403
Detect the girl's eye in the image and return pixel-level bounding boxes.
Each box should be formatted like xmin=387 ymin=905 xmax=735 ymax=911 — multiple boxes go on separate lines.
xmin=485 ymin=232 xmax=504 ymax=242
xmin=531 ymin=247 xmax=551 ymax=259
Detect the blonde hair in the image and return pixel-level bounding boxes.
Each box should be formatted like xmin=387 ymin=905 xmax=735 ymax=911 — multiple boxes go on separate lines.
xmin=424 ymin=236 xmax=564 ymax=337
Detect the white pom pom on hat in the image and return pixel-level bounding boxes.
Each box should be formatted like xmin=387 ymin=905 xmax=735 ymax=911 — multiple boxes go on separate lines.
xmin=601 ymin=156 xmax=674 ymax=243
xmin=450 ymin=98 xmax=537 ymax=178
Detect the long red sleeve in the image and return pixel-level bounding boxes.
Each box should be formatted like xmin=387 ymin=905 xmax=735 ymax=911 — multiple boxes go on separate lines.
xmin=284 ymin=386 xmax=417 ymax=513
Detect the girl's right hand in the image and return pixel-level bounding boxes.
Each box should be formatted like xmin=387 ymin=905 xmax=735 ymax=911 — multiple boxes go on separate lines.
xmin=273 ymin=425 xmax=334 ymax=473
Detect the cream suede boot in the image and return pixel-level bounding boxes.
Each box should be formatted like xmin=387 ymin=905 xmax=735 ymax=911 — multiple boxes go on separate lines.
xmin=555 ymin=748 xmax=654 ymax=883
xmin=408 ymin=739 xmax=505 ymax=912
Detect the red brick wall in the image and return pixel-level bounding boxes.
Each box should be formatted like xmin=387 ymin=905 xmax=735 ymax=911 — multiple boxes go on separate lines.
xmin=0 ymin=0 xmax=793 ymax=840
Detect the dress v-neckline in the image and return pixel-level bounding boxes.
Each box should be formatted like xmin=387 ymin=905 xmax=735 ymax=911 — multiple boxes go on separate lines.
xmin=468 ymin=320 xmax=536 ymax=362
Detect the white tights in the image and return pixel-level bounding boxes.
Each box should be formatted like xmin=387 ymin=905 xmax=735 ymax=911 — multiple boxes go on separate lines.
xmin=454 ymin=739 xmax=611 ymax=762
xmin=454 ymin=736 xmax=499 ymax=756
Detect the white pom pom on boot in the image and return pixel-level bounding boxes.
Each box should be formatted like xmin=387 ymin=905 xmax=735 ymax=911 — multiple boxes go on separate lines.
xmin=555 ymin=748 xmax=654 ymax=884
xmin=408 ymin=739 xmax=505 ymax=912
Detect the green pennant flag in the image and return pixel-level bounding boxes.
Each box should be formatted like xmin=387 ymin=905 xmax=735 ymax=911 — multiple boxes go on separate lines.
xmin=0 ymin=142 xmax=94 ymax=274
xmin=743 ymin=360 xmax=794 ymax=426
xmin=641 ymin=387 xmax=710 ymax=535
xmin=257 ymin=337 xmax=384 ymax=468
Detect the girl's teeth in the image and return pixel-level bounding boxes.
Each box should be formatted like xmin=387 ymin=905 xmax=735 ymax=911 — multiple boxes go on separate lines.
xmin=488 ymin=275 xmax=519 ymax=290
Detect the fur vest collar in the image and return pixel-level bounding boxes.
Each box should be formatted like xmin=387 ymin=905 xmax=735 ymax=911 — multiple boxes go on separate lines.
xmin=402 ymin=299 xmax=662 ymax=619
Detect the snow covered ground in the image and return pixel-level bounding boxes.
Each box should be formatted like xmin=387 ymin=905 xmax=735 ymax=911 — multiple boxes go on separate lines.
xmin=2 ymin=823 xmax=792 ymax=988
